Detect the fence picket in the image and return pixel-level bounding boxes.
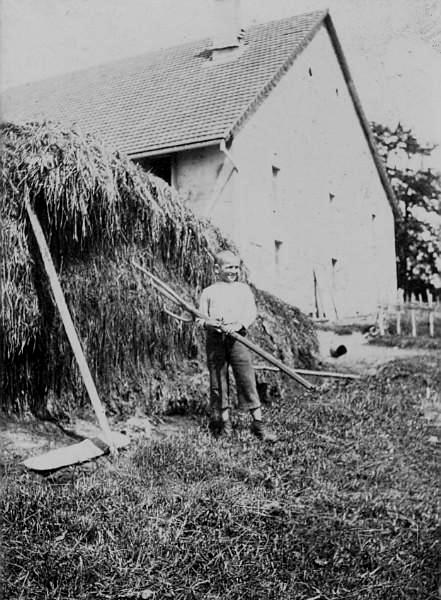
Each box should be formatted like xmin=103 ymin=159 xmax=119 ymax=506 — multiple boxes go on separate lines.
xmin=428 ymin=291 xmax=435 ymax=337
xmin=378 ymin=307 xmax=385 ymax=335
xmin=411 ymin=308 xmax=417 ymax=337
xmin=377 ymin=289 xmax=439 ymax=338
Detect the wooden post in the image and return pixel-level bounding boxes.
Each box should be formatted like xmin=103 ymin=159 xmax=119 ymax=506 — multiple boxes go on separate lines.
xmin=429 ymin=310 xmax=434 ymax=337
xmin=410 ymin=293 xmax=417 ymax=337
xmin=378 ymin=306 xmax=385 ymax=336
xmin=396 ymin=289 xmax=403 ymax=335
xmin=25 ymin=195 xmax=115 ymax=452
xmin=428 ymin=290 xmax=435 ymax=337
xmin=396 ymin=310 xmax=401 ymax=336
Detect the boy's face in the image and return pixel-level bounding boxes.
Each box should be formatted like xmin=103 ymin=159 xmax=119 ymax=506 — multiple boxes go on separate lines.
xmin=217 ymin=257 xmax=240 ymax=282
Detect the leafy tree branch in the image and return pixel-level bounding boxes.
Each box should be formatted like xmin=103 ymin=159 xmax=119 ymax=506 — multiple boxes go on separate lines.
xmin=372 ymin=122 xmax=441 ymax=297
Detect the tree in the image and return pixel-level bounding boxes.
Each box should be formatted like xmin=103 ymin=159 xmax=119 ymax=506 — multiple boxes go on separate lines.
xmin=371 ymin=122 xmax=441 ymax=297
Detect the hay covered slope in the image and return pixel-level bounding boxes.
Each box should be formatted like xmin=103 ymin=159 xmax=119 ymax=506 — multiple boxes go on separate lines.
xmin=0 ymin=121 xmax=317 ymax=414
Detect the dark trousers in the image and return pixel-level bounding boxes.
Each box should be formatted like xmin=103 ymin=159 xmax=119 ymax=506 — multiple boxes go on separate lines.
xmin=206 ymin=330 xmax=261 ymax=418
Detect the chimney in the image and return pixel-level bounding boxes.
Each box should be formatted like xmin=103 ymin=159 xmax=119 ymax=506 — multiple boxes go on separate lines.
xmin=211 ymin=0 xmax=243 ymax=59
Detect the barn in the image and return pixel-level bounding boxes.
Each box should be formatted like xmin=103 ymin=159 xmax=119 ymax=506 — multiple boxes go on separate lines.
xmin=2 ymin=3 xmax=398 ymax=319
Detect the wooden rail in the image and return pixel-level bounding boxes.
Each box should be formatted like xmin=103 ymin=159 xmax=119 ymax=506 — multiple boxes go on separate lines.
xmin=377 ymin=290 xmax=440 ymax=337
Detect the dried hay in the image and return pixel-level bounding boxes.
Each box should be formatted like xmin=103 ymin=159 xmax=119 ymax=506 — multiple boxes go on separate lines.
xmin=0 ymin=121 xmax=317 ymax=416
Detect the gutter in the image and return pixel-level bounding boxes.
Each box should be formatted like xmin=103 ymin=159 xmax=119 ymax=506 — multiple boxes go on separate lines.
xmin=128 ymin=138 xmax=222 ymax=159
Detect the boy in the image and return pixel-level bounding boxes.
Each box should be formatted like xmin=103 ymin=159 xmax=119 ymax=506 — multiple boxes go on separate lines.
xmin=199 ymin=250 xmax=276 ymax=442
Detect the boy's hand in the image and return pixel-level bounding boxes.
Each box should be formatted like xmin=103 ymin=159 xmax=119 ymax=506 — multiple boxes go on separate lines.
xmin=222 ymin=321 xmax=243 ymax=334
xmin=204 ymin=318 xmax=223 ymax=331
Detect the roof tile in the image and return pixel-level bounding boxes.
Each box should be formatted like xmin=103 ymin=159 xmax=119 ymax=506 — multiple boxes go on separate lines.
xmin=2 ymin=11 xmax=327 ymax=156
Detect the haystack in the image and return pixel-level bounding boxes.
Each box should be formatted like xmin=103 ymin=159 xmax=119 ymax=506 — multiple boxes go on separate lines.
xmin=0 ymin=121 xmax=317 ymax=418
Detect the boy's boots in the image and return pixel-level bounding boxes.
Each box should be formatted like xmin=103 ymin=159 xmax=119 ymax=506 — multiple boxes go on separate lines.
xmin=221 ymin=419 xmax=233 ymax=436
xmin=250 ymin=420 xmax=277 ymax=443
xmin=210 ymin=418 xmax=233 ymax=437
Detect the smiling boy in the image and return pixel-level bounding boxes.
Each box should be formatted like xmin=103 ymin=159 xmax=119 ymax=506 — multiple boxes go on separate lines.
xmin=199 ymin=250 xmax=276 ymax=442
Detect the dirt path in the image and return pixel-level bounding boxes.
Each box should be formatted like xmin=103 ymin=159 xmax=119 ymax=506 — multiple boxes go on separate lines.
xmin=317 ymin=330 xmax=441 ymax=435
xmin=0 ymin=413 xmax=200 ymax=468
xmin=316 ymin=330 xmax=432 ymax=375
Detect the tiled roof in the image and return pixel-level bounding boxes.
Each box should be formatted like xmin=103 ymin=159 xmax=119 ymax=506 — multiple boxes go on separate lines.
xmin=1 ymin=11 xmax=327 ymax=156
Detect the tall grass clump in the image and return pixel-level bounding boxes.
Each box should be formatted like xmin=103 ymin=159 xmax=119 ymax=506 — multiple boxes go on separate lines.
xmin=0 ymin=121 xmax=317 ymax=417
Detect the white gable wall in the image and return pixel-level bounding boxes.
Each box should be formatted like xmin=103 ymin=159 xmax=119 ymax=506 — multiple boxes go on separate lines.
xmin=222 ymin=24 xmax=396 ymax=318
xmin=174 ymin=145 xmax=240 ymax=242
xmin=175 ymin=24 xmax=397 ymax=318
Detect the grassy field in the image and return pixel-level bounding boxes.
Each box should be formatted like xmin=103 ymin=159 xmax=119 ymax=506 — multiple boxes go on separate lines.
xmin=368 ymin=335 xmax=441 ymax=351
xmin=1 ymin=355 xmax=441 ymax=600
xmin=374 ymin=310 xmax=441 ymax=342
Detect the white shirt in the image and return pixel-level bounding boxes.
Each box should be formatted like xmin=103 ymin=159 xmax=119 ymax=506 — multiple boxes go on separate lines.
xmin=199 ymin=281 xmax=257 ymax=329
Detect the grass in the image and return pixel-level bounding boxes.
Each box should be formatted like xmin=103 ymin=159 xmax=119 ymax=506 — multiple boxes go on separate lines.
xmin=1 ymin=355 xmax=440 ymax=599
xmin=368 ymin=335 xmax=441 ymax=351
xmin=367 ymin=310 xmax=441 ymax=350
xmin=379 ymin=311 xmax=441 ymax=339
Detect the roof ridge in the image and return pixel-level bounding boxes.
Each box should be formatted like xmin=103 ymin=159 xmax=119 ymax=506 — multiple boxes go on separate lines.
xmin=1 ymin=36 xmax=210 ymax=95
xmin=2 ymin=10 xmax=336 ymax=159
xmin=2 ymin=9 xmax=328 ymax=96
xmin=249 ymin=9 xmax=328 ymax=31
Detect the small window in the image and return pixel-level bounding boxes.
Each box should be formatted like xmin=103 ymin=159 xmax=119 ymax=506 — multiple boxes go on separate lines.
xmin=275 ymin=240 xmax=283 ymax=277
xmin=275 ymin=240 xmax=283 ymax=266
xmin=272 ymin=166 xmax=280 ymax=216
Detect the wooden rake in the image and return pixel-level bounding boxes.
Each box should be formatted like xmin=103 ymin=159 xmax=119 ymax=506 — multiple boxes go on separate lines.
xmin=132 ymin=260 xmax=317 ymax=391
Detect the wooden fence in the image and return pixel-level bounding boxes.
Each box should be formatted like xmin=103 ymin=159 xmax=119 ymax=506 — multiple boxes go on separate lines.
xmin=377 ymin=290 xmax=441 ymax=337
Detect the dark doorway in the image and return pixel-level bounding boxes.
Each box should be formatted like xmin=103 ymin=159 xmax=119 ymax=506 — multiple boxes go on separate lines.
xmin=134 ymin=155 xmax=173 ymax=185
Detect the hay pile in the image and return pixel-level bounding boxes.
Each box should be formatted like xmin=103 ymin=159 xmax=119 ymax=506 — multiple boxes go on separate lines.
xmin=0 ymin=121 xmax=317 ymax=417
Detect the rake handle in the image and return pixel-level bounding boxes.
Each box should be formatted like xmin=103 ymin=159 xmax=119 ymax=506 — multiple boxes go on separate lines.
xmin=227 ymin=331 xmax=316 ymax=390
xmin=132 ymin=260 xmax=316 ymax=391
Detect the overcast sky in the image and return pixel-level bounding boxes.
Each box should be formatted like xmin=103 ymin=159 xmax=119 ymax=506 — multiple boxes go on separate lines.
xmin=1 ymin=0 xmax=441 ymax=167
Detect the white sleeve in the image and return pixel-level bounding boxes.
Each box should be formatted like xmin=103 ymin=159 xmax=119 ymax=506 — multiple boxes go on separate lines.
xmin=241 ymin=285 xmax=257 ymax=329
xmin=199 ymin=288 xmax=210 ymax=318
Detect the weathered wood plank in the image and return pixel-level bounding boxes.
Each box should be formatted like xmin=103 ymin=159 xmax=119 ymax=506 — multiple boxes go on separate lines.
xmin=24 ymin=195 xmax=115 ymax=452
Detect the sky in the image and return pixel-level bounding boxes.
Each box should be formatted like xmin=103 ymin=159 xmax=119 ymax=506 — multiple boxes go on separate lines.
xmin=1 ymin=0 xmax=441 ymax=167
